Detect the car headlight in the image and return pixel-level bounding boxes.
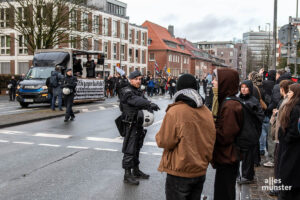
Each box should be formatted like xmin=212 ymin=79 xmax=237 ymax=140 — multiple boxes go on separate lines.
xmin=42 ymin=86 xmax=48 ymax=90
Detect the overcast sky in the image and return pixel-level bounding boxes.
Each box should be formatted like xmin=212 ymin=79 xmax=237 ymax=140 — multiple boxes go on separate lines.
xmin=123 ymin=0 xmax=297 ymax=42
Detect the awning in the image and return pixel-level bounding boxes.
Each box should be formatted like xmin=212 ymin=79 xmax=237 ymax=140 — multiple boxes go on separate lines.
xmin=33 ymin=52 xmax=70 ymax=67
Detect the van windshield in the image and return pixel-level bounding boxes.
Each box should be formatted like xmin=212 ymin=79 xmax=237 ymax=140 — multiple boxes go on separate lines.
xmin=26 ymin=67 xmax=55 ymax=80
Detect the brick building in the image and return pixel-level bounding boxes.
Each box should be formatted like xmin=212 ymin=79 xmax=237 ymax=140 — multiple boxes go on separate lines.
xmin=142 ymin=21 xmax=191 ymax=76
xmin=0 ymin=0 xmax=148 ymax=76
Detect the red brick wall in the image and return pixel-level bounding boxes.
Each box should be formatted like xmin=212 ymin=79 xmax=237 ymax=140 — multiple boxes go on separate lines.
xmin=88 ymin=12 xmax=92 ymax=33
xmin=132 ymin=30 xmax=135 ymax=44
xmin=148 ymin=50 xmax=167 ymax=75
xmin=117 ymin=20 xmax=120 ymax=38
xmin=98 ymin=39 xmax=102 ymax=51
xmin=117 ymin=42 xmax=120 ymax=60
xmin=108 ymin=18 xmax=112 ymax=36
xmin=125 ymin=23 xmax=128 ymax=40
xmin=108 ymin=41 xmax=111 ymax=59
xmin=77 ymin=11 xmax=81 ymax=31
xmin=10 ymin=60 xmax=15 ymax=74
xmin=10 ymin=33 xmax=15 ymax=56
xmin=99 ymin=15 xmax=103 ymax=35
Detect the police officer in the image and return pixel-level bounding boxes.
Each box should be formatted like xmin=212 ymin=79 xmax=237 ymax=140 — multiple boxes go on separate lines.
xmin=119 ymin=70 xmax=160 ymax=185
xmin=62 ymin=68 xmax=77 ymax=122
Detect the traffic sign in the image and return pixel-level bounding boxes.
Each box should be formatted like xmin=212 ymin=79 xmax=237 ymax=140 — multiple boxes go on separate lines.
xmin=278 ymin=24 xmax=300 ymax=45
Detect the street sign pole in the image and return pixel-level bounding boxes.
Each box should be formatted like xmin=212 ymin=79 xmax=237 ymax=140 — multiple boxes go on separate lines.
xmin=287 ymin=17 xmax=292 ymax=66
xmin=272 ymin=0 xmax=278 ymax=70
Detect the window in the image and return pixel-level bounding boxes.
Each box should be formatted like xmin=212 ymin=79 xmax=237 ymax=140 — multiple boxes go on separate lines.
xmin=0 ymin=62 xmax=10 ymax=74
xmin=103 ymin=18 xmax=109 ymax=36
xmin=113 ymin=43 xmax=117 ymax=59
xmin=142 ymin=32 xmax=146 ymax=45
xmin=129 ymin=29 xmax=133 ymax=43
xmin=230 ymin=51 xmax=233 ymax=57
xmin=0 ymin=35 xmax=11 ymax=55
xmin=142 ymin=50 xmax=145 ymax=64
xmin=0 ymin=8 xmax=10 ymax=28
xmin=82 ymin=38 xmax=88 ymax=50
xmin=94 ymin=39 xmax=99 ymax=51
xmin=113 ymin=21 xmax=118 ymax=37
xmin=93 ymin=15 xmax=99 ymax=34
xmin=135 ymin=49 xmax=139 ymax=62
xmin=103 ymin=42 xmax=108 ymax=58
xmin=18 ymin=62 xmax=28 ymax=74
xmin=173 ymin=55 xmax=176 ymax=62
xmin=121 ymin=23 xmax=126 ymax=39
xmin=187 ymin=58 xmax=189 ymax=64
xmin=121 ymin=44 xmax=125 ymax=60
xmin=135 ymin=30 xmax=139 ymax=44
xmin=70 ymin=35 xmax=77 ymax=49
xmin=149 ymin=53 xmax=155 ymax=61
xmin=129 ymin=48 xmax=132 ymax=61
xmin=82 ymin=13 xmax=88 ymax=32
xmin=18 ymin=35 xmax=28 ymax=55
xmin=70 ymin=10 xmax=77 ymax=30
xmin=169 ymin=55 xmax=172 ymax=62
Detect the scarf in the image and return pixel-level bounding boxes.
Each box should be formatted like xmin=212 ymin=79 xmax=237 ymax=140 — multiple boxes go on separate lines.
xmin=174 ymin=89 xmax=203 ymax=108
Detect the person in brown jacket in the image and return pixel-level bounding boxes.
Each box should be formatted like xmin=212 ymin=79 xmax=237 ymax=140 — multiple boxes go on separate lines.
xmin=211 ymin=68 xmax=243 ymax=200
xmin=156 ymin=74 xmax=216 ymax=200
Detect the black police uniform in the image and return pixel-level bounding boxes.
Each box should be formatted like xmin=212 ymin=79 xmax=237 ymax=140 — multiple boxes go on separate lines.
xmin=62 ymin=74 xmax=77 ymax=121
xmin=118 ymin=71 xmax=159 ymax=185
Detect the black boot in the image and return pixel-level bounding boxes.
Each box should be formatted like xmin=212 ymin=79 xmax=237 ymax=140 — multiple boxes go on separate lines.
xmin=124 ymin=169 xmax=139 ymax=185
xmin=132 ymin=166 xmax=150 ymax=179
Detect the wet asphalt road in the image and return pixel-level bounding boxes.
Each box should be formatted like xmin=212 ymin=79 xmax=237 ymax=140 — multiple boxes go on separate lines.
xmin=0 ymin=92 xmax=221 ymax=200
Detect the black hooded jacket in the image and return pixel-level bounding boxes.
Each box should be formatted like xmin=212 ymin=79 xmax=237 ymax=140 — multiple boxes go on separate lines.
xmin=262 ymin=70 xmax=276 ymax=106
xmin=266 ymin=72 xmax=291 ymax=117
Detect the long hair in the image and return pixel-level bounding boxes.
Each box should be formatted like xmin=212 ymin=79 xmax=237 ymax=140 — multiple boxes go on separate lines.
xmin=279 ymin=83 xmax=300 ymax=132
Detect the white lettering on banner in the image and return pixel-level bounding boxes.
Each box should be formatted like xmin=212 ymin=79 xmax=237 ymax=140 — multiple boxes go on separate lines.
xmin=75 ymin=79 xmax=105 ymax=100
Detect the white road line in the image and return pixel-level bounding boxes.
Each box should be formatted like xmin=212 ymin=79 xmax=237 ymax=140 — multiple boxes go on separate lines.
xmin=13 ymin=141 xmax=34 ymax=145
xmin=113 ymin=105 xmax=119 ymax=108
xmin=86 ymin=137 xmax=123 ymax=143
xmin=153 ymin=119 xmax=163 ymax=125
xmin=98 ymin=106 xmax=105 ymax=110
xmin=94 ymin=148 xmax=118 ymax=152
xmin=34 ymin=133 xmax=72 ymax=139
xmin=144 ymin=142 xmax=157 ymax=147
xmin=0 ymin=140 xmax=9 ymax=143
xmin=152 ymin=152 xmax=162 ymax=156
xmin=140 ymin=152 xmax=149 ymax=155
xmin=0 ymin=130 xmax=24 ymax=135
xmin=81 ymin=109 xmax=89 ymax=112
xmin=38 ymin=143 xmax=61 ymax=147
xmin=67 ymin=146 xmax=89 ymax=149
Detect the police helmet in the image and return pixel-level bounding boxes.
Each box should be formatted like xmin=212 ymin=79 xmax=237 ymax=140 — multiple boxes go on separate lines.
xmin=141 ymin=85 xmax=146 ymax=90
xmin=137 ymin=110 xmax=154 ymax=127
xmin=172 ymin=83 xmax=176 ymax=87
xmin=62 ymin=87 xmax=71 ymax=95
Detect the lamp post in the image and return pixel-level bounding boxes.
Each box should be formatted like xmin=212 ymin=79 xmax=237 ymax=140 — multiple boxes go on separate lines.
xmin=266 ymin=23 xmax=271 ymax=71
xmin=272 ymin=0 xmax=278 ymax=70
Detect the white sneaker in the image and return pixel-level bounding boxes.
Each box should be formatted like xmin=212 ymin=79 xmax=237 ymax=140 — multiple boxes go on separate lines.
xmin=263 ymin=161 xmax=274 ymax=168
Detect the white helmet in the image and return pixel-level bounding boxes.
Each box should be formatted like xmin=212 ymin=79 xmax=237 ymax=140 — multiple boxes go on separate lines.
xmin=62 ymin=87 xmax=71 ymax=95
xmin=172 ymin=83 xmax=176 ymax=87
xmin=7 ymin=84 xmax=12 ymax=89
xmin=138 ymin=110 xmax=154 ymax=127
xmin=141 ymin=85 xmax=146 ymax=90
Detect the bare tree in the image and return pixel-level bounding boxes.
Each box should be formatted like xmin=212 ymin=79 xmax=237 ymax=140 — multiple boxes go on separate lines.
xmin=246 ymin=48 xmax=256 ymax=74
xmin=1 ymin=0 xmax=90 ymax=52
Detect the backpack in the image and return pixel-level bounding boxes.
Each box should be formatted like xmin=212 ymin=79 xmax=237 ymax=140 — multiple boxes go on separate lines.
xmin=254 ymin=85 xmax=267 ymax=110
xmin=50 ymin=73 xmax=59 ymax=88
xmin=223 ymin=96 xmax=261 ymax=154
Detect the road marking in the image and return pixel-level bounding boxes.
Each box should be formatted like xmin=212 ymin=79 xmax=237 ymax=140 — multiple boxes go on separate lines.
xmin=0 ymin=130 xmax=24 ymax=135
xmin=94 ymin=148 xmax=118 ymax=152
xmin=34 ymin=133 xmax=71 ymax=139
xmin=113 ymin=105 xmax=119 ymax=108
xmin=153 ymin=120 xmax=163 ymax=125
xmin=144 ymin=142 xmax=157 ymax=146
xmin=86 ymin=137 xmax=123 ymax=143
xmin=67 ymin=146 xmax=89 ymax=149
xmin=98 ymin=106 xmax=106 ymax=110
xmin=152 ymin=152 xmax=162 ymax=156
xmin=13 ymin=141 xmax=34 ymax=145
xmin=0 ymin=140 xmax=9 ymax=143
xmin=81 ymin=109 xmax=89 ymax=112
xmin=140 ymin=152 xmax=149 ymax=155
xmin=38 ymin=143 xmax=61 ymax=147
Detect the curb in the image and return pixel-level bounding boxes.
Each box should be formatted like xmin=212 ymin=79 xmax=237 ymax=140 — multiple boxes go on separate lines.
xmin=0 ymin=110 xmax=80 ymax=129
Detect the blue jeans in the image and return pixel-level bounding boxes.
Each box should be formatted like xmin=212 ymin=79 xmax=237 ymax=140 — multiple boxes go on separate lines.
xmin=51 ymin=92 xmax=62 ymax=110
xmin=260 ymin=117 xmax=270 ymax=151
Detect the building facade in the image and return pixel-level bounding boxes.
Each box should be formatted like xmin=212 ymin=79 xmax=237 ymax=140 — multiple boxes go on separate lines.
xmin=0 ymin=0 xmax=148 ymax=76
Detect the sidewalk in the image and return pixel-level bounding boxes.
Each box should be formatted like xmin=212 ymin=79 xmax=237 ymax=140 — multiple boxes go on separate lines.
xmin=240 ymin=157 xmax=278 ymax=200
xmin=0 ymin=109 xmax=80 ymax=128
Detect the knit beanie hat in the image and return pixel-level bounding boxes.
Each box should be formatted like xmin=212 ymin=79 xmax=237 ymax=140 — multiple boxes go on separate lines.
xmin=176 ymin=74 xmax=198 ymax=91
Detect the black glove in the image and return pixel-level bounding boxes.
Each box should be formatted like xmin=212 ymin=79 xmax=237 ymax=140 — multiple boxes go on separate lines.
xmin=150 ymin=103 xmax=160 ymax=111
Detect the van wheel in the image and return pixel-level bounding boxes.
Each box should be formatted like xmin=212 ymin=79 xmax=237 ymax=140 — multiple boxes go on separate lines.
xmin=20 ymin=102 xmax=29 ymax=108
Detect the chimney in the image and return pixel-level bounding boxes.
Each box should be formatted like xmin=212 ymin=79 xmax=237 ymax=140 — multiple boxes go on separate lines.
xmin=168 ymin=25 xmax=174 ymax=37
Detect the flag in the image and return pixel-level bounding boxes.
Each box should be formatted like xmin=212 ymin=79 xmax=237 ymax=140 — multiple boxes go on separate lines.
xmin=116 ymin=66 xmax=125 ymax=76
xmin=154 ymin=62 xmax=159 ymax=74
xmin=164 ymin=66 xmax=170 ymax=76
xmin=167 ymin=67 xmax=171 ymax=74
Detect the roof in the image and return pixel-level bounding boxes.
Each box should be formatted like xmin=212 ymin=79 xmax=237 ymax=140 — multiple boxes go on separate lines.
xmin=142 ymin=21 xmax=191 ymax=55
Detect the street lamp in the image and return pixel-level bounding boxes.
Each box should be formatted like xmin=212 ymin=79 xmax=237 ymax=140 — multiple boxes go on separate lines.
xmin=266 ymin=23 xmax=271 ymax=71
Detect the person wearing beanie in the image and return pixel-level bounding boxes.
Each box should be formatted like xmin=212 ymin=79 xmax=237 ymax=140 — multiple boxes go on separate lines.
xmin=118 ymin=70 xmax=160 ymax=185
xmin=156 ymin=73 xmax=216 ymax=200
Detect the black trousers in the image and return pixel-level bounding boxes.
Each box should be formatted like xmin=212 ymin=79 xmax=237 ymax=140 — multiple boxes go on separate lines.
xmin=9 ymin=89 xmax=16 ymax=101
xmin=122 ymin=125 xmax=146 ymax=169
xmin=160 ymin=87 xmax=165 ymax=95
xmin=64 ymin=93 xmax=74 ymax=119
xmin=214 ymin=162 xmax=239 ymax=200
xmin=253 ymin=143 xmax=261 ymax=166
xmin=279 ymin=188 xmax=300 ymax=200
xmin=166 ymin=174 xmax=206 ymax=200
xmin=241 ymin=148 xmax=255 ymax=180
